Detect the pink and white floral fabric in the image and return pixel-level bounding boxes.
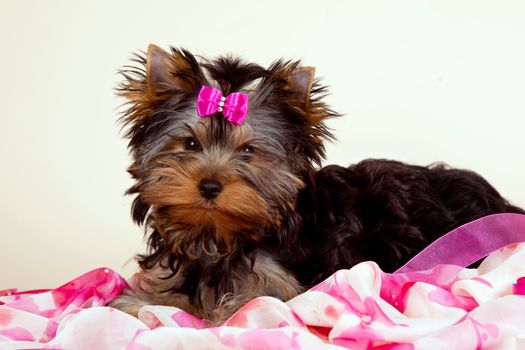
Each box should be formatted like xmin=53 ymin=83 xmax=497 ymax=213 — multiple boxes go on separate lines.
xmin=2 ymin=215 xmax=525 ymax=349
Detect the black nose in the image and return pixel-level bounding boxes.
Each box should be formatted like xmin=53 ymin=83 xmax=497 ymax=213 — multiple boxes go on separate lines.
xmin=199 ymin=179 xmax=223 ymax=199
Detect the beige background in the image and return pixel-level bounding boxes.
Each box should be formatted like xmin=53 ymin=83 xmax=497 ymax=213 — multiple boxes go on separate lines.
xmin=1 ymin=0 xmax=524 ymax=290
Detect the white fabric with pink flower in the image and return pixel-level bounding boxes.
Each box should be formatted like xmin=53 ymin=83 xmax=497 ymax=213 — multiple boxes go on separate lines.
xmin=2 ymin=215 xmax=525 ymax=349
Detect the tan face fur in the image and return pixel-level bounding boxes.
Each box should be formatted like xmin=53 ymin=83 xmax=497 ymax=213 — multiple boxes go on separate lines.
xmin=139 ymin=117 xmax=304 ymax=258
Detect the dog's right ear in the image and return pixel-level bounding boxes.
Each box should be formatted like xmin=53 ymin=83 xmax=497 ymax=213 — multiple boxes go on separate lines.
xmin=146 ymin=44 xmax=172 ymax=87
xmin=145 ymin=44 xmax=205 ymax=92
xmin=119 ymin=44 xmax=206 ymax=124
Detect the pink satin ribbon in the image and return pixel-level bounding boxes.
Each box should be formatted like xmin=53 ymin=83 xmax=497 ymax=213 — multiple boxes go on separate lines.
xmin=395 ymin=213 xmax=525 ymax=273
xmin=196 ymin=86 xmax=249 ymax=125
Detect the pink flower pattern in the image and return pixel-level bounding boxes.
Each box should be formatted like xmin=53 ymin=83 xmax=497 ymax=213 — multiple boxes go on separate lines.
xmin=2 ymin=243 xmax=525 ymax=349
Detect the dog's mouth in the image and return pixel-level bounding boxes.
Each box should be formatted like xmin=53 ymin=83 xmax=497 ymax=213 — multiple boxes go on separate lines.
xmin=149 ymin=182 xmax=276 ymax=232
xmin=186 ymin=201 xmax=233 ymax=218
xmin=200 ymin=200 xmax=217 ymax=210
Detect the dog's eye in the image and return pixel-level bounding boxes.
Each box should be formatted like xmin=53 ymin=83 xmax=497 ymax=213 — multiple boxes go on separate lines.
xmin=184 ymin=137 xmax=201 ymax=151
xmin=238 ymin=146 xmax=254 ymax=162
xmin=240 ymin=146 xmax=254 ymax=154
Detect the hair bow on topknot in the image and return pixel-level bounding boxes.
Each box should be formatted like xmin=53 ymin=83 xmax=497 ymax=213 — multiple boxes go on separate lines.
xmin=196 ymin=86 xmax=249 ymax=125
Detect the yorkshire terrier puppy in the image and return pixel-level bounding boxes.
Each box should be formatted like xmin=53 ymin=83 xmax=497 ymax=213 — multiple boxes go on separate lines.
xmin=110 ymin=44 xmax=524 ymax=322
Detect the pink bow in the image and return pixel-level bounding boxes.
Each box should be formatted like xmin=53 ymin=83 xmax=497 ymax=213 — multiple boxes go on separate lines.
xmin=196 ymin=86 xmax=249 ymax=125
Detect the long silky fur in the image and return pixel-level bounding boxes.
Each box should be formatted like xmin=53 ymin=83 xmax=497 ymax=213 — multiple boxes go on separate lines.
xmin=115 ymin=46 xmax=524 ymax=322
xmin=117 ymin=48 xmax=337 ymax=312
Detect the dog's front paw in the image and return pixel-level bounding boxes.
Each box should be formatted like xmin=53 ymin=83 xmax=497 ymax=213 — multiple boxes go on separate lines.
xmin=107 ymin=288 xmax=148 ymax=317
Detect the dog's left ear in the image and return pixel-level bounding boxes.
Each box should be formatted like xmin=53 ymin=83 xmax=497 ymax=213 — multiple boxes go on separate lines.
xmin=288 ymin=67 xmax=316 ymax=108
xmin=271 ymin=63 xmax=338 ymax=167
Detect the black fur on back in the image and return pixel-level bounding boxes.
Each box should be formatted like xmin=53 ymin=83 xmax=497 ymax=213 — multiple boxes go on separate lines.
xmin=285 ymin=159 xmax=524 ymax=286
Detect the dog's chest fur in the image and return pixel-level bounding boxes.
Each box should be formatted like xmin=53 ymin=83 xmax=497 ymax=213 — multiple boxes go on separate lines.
xmin=132 ymin=250 xmax=302 ymax=320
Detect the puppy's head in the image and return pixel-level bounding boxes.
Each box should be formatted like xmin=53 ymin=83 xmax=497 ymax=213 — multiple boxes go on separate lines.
xmin=119 ymin=44 xmax=337 ymax=259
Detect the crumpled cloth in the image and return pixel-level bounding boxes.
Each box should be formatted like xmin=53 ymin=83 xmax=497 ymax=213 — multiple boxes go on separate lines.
xmin=2 ymin=239 xmax=525 ymax=349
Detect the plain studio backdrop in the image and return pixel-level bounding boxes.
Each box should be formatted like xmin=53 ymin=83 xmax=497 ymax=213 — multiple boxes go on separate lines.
xmin=1 ymin=0 xmax=524 ymax=289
